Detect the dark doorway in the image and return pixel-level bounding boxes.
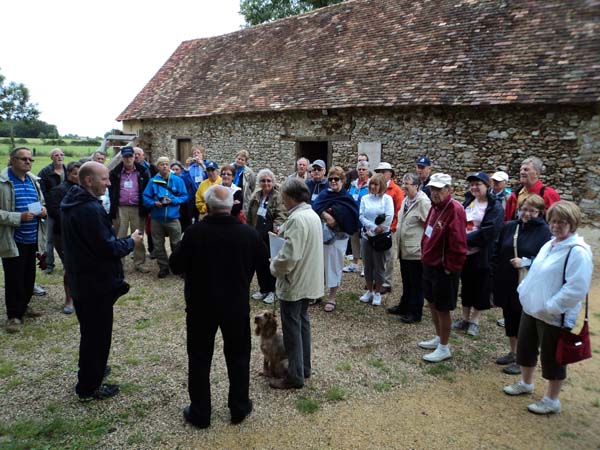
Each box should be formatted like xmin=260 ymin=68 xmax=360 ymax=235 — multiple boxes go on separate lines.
xmin=297 ymin=141 xmax=329 ymax=169
xmin=177 ymin=139 xmax=192 ymax=163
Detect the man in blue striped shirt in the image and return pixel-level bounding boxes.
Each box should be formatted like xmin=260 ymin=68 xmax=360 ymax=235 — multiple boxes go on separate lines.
xmin=0 ymin=147 xmax=47 ymax=333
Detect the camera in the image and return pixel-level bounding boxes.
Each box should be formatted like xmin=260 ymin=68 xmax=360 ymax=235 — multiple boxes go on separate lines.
xmin=160 ymin=196 xmax=170 ymax=205
xmin=374 ymin=214 xmax=386 ymax=225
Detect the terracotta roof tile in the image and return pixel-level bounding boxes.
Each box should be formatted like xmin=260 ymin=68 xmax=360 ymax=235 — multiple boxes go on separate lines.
xmin=117 ymin=0 xmax=600 ymax=121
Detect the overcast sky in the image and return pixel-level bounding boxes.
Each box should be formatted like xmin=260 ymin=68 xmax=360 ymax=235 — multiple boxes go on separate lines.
xmin=2 ymin=0 xmax=244 ymax=137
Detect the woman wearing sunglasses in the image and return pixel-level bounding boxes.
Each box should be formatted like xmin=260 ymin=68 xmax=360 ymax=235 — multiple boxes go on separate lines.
xmin=312 ymin=167 xmax=360 ymax=312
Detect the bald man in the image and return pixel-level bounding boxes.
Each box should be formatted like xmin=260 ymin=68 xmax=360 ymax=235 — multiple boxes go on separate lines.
xmin=61 ymin=162 xmax=143 ymax=401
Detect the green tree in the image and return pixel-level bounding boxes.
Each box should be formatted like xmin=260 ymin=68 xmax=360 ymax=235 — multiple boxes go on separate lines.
xmin=240 ymin=0 xmax=344 ymax=26
xmin=0 ymin=70 xmax=39 ymax=122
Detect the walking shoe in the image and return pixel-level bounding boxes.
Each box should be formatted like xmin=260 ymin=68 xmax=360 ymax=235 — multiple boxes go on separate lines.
xmin=231 ymin=400 xmax=253 ymax=425
xmin=78 ymin=383 xmax=120 ymax=401
xmin=157 ymin=268 xmax=170 ymax=278
xmin=418 ymin=336 xmax=440 ymax=350
xmin=497 ymin=318 xmax=505 ymax=327
xmin=342 ymin=263 xmax=359 ymax=273
xmin=527 ymin=397 xmax=561 ymax=415
xmin=63 ymin=306 xmax=74 ymax=315
xmin=269 ymin=378 xmax=303 ymax=390
xmin=380 ymin=285 xmax=392 ymax=294
xmin=5 ymin=318 xmax=23 ymax=334
xmin=451 ymin=319 xmax=469 ymax=331
xmin=262 ymin=292 xmax=275 ymax=304
xmin=183 ymin=406 xmax=210 ymax=429
xmin=360 ymin=269 xmax=364 ymax=277
xmin=44 ymin=267 xmax=54 ymax=275
xmin=400 ymin=314 xmax=421 ymax=324
xmin=503 ymin=380 xmax=534 ymax=396
xmin=466 ymin=322 xmax=480 ymax=336
xmin=24 ymin=307 xmax=43 ymax=318
xmin=386 ymin=304 xmax=405 ymax=315
xmin=359 ymin=291 xmax=373 ymax=303
xmin=423 ymin=346 xmax=452 ymax=362
xmin=372 ymin=292 xmax=382 ymax=306
xmin=502 ymin=363 xmax=521 ymax=375
xmin=251 ymin=291 xmax=266 ymax=300
xmin=33 ymin=284 xmax=47 ymax=296
xmin=496 ymin=352 xmax=516 ymax=365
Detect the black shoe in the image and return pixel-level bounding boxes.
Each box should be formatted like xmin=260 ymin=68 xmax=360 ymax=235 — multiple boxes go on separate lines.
xmin=400 ymin=314 xmax=421 ymax=324
xmin=380 ymin=285 xmax=392 ymax=294
xmin=183 ymin=406 xmax=210 ymax=429
xmin=78 ymin=383 xmax=119 ymax=401
xmin=269 ymin=378 xmax=303 ymax=390
xmin=386 ymin=304 xmax=404 ymax=315
xmin=157 ymin=268 xmax=169 ymax=278
xmin=231 ymin=400 xmax=253 ymax=425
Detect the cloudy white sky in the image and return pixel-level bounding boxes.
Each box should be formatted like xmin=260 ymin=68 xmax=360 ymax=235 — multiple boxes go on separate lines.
xmin=2 ymin=0 xmax=244 ymax=137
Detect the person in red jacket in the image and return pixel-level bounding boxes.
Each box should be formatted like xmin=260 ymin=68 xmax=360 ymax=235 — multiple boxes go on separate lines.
xmin=504 ymin=156 xmax=560 ymax=221
xmin=418 ymin=173 xmax=467 ymax=363
xmin=374 ymin=162 xmax=404 ymax=294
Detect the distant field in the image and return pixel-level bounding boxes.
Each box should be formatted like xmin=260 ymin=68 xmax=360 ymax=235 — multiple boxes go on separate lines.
xmin=0 ymin=138 xmax=104 ymax=174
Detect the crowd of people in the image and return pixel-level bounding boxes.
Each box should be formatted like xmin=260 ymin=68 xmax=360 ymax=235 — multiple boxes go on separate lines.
xmin=0 ymin=145 xmax=593 ymax=426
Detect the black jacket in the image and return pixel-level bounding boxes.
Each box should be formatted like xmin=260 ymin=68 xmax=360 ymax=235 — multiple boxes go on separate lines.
xmin=38 ymin=163 xmax=66 ymax=196
xmin=61 ymin=185 xmax=134 ymax=301
xmin=462 ymin=192 xmax=504 ymax=269
xmin=108 ymin=162 xmax=151 ymax=219
xmin=492 ymin=217 xmax=551 ymax=308
xmin=169 ymin=214 xmax=266 ymax=315
xmin=46 ymin=179 xmax=77 ymax=235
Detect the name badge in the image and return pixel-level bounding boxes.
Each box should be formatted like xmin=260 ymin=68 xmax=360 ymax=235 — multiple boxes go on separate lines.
xmin=124 ymin=180 xmax=133 ymax=189
xmin=352 ymin=193 xmax=359 ymax=201
xmin=311 ymin=193 xmax=318 ymax=201
xmin=257 ymin=206 xmax=267 ymax=217
xmin=195 ymin=176 xmax=202 ymax=183
xmin=424 ymin=224 xmax=433 ymax=238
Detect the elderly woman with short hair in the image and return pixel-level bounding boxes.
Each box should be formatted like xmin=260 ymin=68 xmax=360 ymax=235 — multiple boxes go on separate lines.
xmin=358 ymin=174 xmax=394 ymax=306
xmin=504 ymin=201 xmax=592 ymax=415
xmin=232 ymin=149 xmax=255 ymax=215
xmin=344 ymin=160 xmax=370 ymax=274
xmin=312 ymin=166 xmax=360 ymax=312
xmin=220 ymin=164 xmax=244 ymax=219
xmin=247 ymin=169 xmax=287 ymax=304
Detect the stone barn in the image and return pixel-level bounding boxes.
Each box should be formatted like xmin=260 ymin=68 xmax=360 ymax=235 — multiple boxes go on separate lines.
xmin=117 ymin=0 xmax=600 ymax=222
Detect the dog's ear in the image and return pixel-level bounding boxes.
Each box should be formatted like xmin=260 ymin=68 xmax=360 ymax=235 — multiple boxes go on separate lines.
xmin=263 ymin=312 xmax=277 ymax=337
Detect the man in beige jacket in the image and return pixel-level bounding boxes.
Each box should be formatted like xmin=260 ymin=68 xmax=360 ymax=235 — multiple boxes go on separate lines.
xmin=270 ymin=178 xmax=324 ymax=389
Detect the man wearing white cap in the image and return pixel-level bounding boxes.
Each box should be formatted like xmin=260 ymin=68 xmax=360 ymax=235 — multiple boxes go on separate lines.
xmin=418 ymin=173 xmax=467 ymax=362
xmin=490 ymin=171 xmax=511 ymax=211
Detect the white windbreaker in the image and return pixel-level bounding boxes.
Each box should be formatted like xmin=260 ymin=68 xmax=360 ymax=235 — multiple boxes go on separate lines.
xmin=517 ymin=233 xmax=593 ymax=328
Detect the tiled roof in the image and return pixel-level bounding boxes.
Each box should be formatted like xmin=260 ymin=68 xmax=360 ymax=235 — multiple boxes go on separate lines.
xmin=117 ymin=0 xmax=600 ymax=121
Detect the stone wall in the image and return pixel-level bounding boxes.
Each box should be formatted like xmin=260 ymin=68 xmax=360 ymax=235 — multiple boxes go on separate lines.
xmin=125 ymin=103 xmax=600 ymax=224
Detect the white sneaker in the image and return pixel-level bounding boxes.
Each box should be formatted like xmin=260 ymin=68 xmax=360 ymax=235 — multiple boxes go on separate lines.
xmin=359 ymin=291 xmax=373 ymax=303
xmin=251 ymin=291 xmax=265 ymax=300
xmin=503 ymin=381 xmax=534 ymax=396
xmin=418 ymin=336 xmax=440 ymax=350
xmin=343 ymin=263 xmax=359 ymax=273
xmin=360 ymin=269 xmax=365 ymax=277
xmin=527 ymin=397 xmax=561 ymax=415
xmin=262 ymin=292 xmax=275 ymax=304
xmin=372 ymin=292 xmax=382 ymax=306
xmin=423 ymin=346 xmax=452 ymax=362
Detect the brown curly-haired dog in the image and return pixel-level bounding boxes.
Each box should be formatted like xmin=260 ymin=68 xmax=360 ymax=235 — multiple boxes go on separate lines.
xmin=254 ymin=310 xmax=288 ymax=378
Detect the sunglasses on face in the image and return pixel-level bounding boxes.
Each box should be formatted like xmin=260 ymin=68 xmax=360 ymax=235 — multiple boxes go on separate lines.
xmin=328 ymin=177 xmax=340 ymax=182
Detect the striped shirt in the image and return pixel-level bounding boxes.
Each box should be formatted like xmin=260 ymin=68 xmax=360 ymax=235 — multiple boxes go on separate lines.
xmin=8 ymin=169 xmax=39 ymax=244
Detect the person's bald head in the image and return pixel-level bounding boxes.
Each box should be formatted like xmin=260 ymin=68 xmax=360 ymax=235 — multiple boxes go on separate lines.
xmin=79 ymin=161 xmax=110 ymax=197
xmin=205 ymin=185 xmax=233 ymax=215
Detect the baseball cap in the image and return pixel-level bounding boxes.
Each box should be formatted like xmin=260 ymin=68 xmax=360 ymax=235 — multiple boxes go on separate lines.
xmin=416 ymin=155 xmax=431 ymax=167
xmin=205 ymin=160 xmax=219 ymax=170
xmin=466 ymin=171 xmax=490 ymax=186
xmin=121 ymin=146 xmax=134 ymax=157
xmin=312 ymin=159 xmax=326 ymax=170
xmin=427 ymin=173 xmax=452 ymax=188
xmin=491 ymin=171 xmax=509 ymax=182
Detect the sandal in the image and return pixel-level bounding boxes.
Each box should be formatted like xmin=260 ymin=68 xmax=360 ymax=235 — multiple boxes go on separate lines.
xmin=324 ymin=301 xmax=336 ymax=312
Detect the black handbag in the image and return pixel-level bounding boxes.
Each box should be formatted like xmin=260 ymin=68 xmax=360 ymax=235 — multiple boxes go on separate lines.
xmin=368 ymin=231 xmax=393 ymax=251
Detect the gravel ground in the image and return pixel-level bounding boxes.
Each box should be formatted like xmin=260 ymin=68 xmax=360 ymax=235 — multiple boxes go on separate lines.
xmin=1 ymin=229 xmax=599 ymax=449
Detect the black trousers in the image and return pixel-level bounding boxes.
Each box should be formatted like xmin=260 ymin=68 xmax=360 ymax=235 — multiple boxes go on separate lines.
xmin=398 ymin=259 xmax=424 ymax=319
xmin=280 ymin=299 xmax=311 ymax=386
xmin=2 ymin=242 xmax=37 ymax=320
xmin=186 ymin=309 xmax=251 ymax=424
xmin=256 ymin=235 xmax=276 ymax=293
xmin=74 ymin=295 xmax=114 ymax=396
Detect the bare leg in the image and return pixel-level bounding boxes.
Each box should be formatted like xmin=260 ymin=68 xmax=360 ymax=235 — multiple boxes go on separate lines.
xmin=365 ymin=281 xmax=373 ymax=291
xmin=437 ymin=310 xmax=452 ymax=345
xmin=429 ymin=303 xmax=440 ymax=336
xmin=521 ymin=366 xmax=536 ymax=385
xmin=509 ymin=336 xmax=517 ymax=354
xmin=462 ymin=306 xmax=471 ymax=321
xmin=547 ymin=380 xmax=563 ymax=400
xmin=329 ymin=287 xmax=338 ymax=302
xmin=470 ymin=309 xmax=482 ymax=324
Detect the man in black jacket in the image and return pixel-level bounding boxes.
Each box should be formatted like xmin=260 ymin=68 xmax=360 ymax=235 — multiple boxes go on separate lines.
xmin=61 ymin=161 xmax=142 ymax=400
xmin=108 ymin=146 xmax=150 ymax=272
xmin=169 ymin=185 xmax=265 ymax=428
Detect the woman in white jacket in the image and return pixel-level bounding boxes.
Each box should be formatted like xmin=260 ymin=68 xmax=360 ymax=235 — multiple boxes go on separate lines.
xmin=358 ymin=174 xmax=394 ymax=306
xmin=503 ymin=201 xmax=593 ymax=415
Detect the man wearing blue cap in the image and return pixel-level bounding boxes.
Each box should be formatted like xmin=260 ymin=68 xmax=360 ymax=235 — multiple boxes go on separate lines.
xmin=195 ymin=161 xmax=222 ymax=217
xmin=416 ymin=156 xmax=432 ymax=199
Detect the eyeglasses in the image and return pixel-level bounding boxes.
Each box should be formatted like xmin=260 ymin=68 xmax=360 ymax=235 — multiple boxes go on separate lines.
xmin=328 ymin=177 xmax=340 ymax=182
xmin=260 ymin=179 xmax=273 ymax=183
xmin=221 ymin=172 xmax=233 ymax=176
xmin=16 ymin=157 xmax=34 ymax=162
xmin=549 ymin=219 xmax=569 ymax=227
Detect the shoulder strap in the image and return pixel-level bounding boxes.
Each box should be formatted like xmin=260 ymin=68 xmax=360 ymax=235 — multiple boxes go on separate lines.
xmin=512 ymin=223 xmax=520 ymax=259
xmin=561 ymin=244 xmax=587 ymax=327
